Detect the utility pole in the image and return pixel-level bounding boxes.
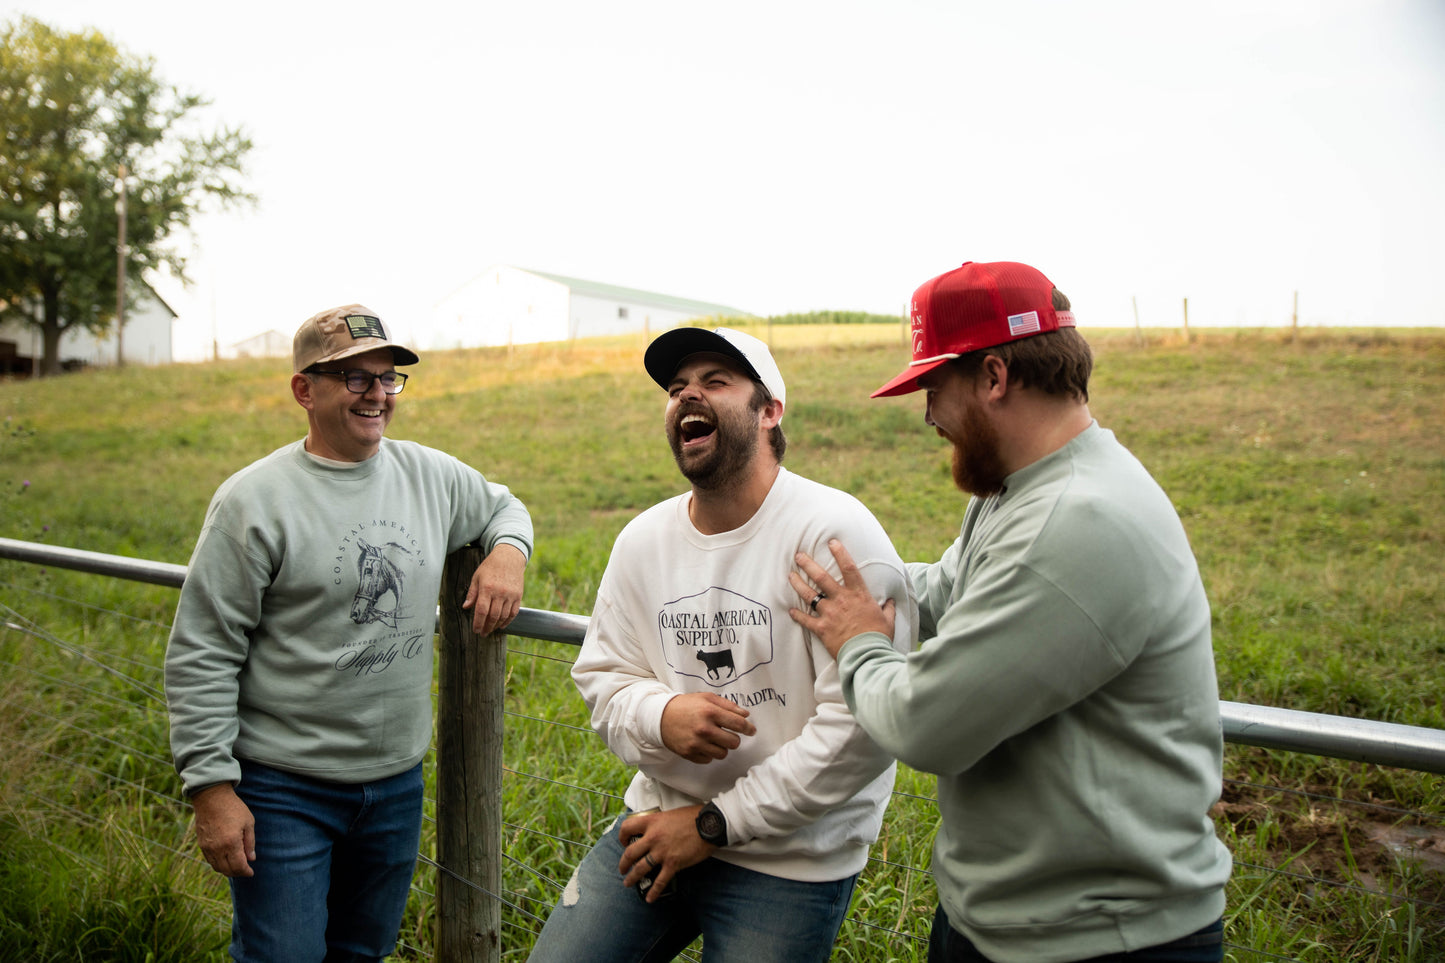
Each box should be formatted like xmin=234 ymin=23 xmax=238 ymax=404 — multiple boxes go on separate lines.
xmin=115 ymin=163 xmax=128 ymax=367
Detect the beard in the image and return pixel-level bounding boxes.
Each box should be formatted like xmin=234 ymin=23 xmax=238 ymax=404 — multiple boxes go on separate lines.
xmin=950 ymin=399 xmax=1008 ymax=497
xmin=667 ymin=400 xmax=761 ymax=491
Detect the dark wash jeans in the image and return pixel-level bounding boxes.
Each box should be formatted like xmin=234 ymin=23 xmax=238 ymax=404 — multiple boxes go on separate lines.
xmin=928 ymin=904 xmax=1224 ymax=963
xmin=228 ymin=758 xmax=424 ymax=963
xmin=528 ymin=812 xmax=858 ymax=963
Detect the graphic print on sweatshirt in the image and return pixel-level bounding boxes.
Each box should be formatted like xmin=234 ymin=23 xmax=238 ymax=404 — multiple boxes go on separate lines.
xmin=330 ymin=521 xmax=432 ymax=679
xmin=351 ymin=537 xmax=412 ymax=627
xmin=657 ymin=587 xmax=774 ymax=688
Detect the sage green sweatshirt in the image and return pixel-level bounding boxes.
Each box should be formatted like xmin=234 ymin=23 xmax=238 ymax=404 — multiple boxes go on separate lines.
xmin=838 ymin=423 xmax=1230 ymax=963
xmin=166 ymin=438 xmax=532 ymax=793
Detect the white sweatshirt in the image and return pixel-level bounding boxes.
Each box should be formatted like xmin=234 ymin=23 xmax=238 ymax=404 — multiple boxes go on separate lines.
xmin=572 ymin=467 xmax=917 ymax=882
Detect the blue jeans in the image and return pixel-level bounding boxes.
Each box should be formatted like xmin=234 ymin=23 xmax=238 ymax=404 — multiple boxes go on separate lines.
xmin=928 ymin=905 xmax=1224 ymax=963
xmin=529 ymin=813 xmax=858 ymax=963
xmin=228 ymin=758 xmax=424 ymax=963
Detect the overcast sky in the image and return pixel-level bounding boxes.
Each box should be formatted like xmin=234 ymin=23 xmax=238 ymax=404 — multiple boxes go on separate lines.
xmin=7 ymin=0 xmax=1444 ymax=359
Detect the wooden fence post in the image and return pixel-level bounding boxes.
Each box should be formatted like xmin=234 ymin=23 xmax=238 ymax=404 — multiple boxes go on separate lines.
xmin=436 ymin=545 xmax=503 ymax=962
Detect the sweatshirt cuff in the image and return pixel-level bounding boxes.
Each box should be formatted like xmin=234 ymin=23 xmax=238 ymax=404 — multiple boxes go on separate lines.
xmin=488 ymin=535 xmax=532 ymax=560
xmin=180 ymin=757 xmax=242 ymax=797
xmin=638 ymin=690 xmax=675 ymax=750
xmin=836 ymin=630 xmax=897 ymax=679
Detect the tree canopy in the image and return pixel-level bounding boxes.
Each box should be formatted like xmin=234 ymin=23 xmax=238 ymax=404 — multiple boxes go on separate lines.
xmin=0 ymin=15 xmax=252 ymax=374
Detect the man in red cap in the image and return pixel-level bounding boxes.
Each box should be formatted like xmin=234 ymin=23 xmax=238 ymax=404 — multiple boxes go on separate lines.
xmin=788 ymin=262 xmax=1231 ymax=963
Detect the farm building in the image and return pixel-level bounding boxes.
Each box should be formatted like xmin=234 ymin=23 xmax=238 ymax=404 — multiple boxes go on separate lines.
xmin=422 ymin=266 xmax=753 ymax=350
xmin=0 ymin=281 xmax=176 ymax=373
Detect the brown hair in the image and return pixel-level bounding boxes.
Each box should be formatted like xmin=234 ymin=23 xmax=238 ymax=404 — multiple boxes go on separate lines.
xmin=951 ymin=288 xmax=1092 ymax=401
xmin=750 ymin=380 xmax=787 ymax=462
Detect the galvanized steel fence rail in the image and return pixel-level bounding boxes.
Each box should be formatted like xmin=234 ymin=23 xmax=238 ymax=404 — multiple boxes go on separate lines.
xmin=5 ymin=538 xmax=1442 ymax=775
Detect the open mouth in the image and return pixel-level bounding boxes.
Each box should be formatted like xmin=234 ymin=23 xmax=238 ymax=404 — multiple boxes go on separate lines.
xmin=679 ymin=412 xmax=716 ymax=444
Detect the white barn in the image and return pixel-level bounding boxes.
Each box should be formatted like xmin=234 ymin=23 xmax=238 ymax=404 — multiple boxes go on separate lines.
xmin=0 ymin=281 xmax=176 ymax=371
xmin=424 ymin=266 xmax=753 ymax=350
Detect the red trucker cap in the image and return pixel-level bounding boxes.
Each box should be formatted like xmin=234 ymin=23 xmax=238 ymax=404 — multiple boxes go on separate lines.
xmin=872 ymin=261 xmax=1076 ymax=398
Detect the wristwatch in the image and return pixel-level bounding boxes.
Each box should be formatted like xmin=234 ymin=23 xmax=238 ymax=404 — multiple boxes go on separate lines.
xmin=695 ymin=801 xmax=728 ymax=847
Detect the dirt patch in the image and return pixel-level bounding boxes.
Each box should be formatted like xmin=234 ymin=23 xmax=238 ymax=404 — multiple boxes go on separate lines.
xmin=1213 ymin=781 xmax=1445 ymax=916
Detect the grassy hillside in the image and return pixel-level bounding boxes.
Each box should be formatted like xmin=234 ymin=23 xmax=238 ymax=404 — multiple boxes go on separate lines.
xmin=1 ymin=325 xmax=1442 ymax=959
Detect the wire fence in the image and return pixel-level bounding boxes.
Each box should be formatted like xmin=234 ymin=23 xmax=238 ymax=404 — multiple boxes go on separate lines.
xmin=2 ymin=562 xmax=1443 ymax=961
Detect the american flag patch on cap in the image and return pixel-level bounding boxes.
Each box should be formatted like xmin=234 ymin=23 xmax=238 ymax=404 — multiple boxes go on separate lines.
xmin=1008 ymin=310 xmax=1042 ymax=336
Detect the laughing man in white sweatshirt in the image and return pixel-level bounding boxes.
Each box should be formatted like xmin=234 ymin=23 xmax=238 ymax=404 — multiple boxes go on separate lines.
xmin=529 ymin=327 xmax=916 ymax=963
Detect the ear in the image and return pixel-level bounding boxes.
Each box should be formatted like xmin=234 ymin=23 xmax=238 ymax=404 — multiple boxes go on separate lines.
xmin=979 ymin=355 xmax=1010 ymax=401
xmin=291 ymin=372 xmax=316 ymax=411
xmin=758 ymin=397 xmax=784 ymax=430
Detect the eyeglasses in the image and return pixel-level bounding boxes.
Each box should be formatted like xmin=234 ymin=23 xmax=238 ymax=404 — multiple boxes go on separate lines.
xmin=309 ymin=368 xmax=409 ymax=395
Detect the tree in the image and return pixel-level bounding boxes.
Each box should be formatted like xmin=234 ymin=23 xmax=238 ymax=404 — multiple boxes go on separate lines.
xmin=0 ymin=16 xmax=252 ymax=375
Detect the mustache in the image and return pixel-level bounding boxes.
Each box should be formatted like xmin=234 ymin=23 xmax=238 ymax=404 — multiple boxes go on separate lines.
xmin=670 ymin=401 xmax=714 ymax=426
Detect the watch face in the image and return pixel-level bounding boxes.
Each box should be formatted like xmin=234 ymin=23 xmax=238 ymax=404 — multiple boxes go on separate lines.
xmin=699 ymin=811 xmax=725 ymax=841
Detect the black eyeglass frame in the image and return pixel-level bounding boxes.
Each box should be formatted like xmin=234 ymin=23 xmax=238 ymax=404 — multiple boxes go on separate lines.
xmin=307 ymin=368 xmax=409 ymax=395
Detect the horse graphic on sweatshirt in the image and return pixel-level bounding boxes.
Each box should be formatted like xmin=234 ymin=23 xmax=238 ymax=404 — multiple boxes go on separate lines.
xmin=350 ymin=539 xmax=412 ymax=627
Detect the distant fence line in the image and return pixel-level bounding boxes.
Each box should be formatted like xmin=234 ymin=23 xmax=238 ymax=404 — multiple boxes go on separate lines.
xmin=4 ymin=536 xmax=1445 ymax=962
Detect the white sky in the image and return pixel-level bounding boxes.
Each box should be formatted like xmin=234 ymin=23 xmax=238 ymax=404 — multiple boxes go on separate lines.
xmin=7 ymin=0 xmax=1444 ymax=360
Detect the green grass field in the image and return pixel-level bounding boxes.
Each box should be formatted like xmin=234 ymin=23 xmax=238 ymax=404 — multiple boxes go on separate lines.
xmin=2 ymin=325 xmax=1442 ymax=960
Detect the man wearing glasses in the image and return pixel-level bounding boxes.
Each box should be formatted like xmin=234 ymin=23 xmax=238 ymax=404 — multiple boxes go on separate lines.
xmin=165 ymin=304 xmax=533 ymax=962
